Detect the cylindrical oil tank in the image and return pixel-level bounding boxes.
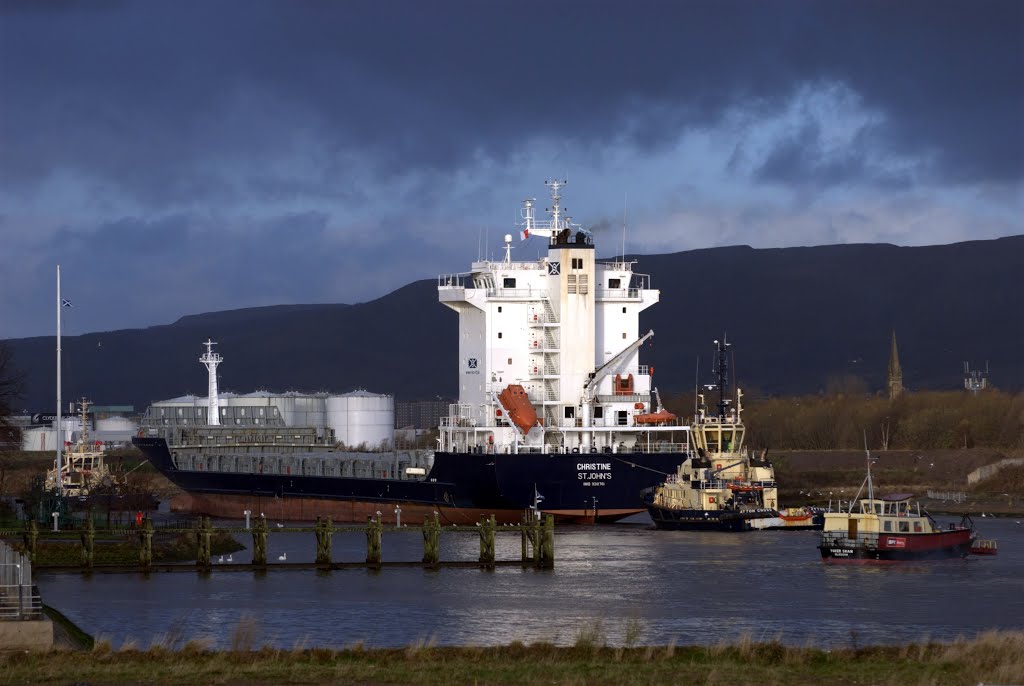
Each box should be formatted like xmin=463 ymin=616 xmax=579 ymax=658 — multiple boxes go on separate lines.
xmin=326 ymin=391 xmax=394 ymax=449
xmin=22 ymin=427 xmax=54 ymax=451
xmin=96 ymin=417 xmax=138 ymax=433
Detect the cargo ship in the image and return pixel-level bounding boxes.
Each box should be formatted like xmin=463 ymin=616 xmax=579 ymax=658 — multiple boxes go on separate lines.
xmin=818 ymin=448 xmax=976 ymax=562
xmin=134 ymin=180 xmax=691 ymax=524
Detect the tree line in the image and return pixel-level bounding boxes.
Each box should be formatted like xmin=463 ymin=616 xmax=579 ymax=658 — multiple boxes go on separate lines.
xmin=663 ymin=390 xmax=1024 ymax=451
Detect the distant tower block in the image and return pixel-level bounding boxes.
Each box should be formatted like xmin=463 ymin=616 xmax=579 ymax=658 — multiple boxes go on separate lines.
xmin=963 ymin=361 xmax=990 ymax=394
xmin=887 ymin=331 xmax=904 ymax=401
xmin=200 ymin=339 xmax=223 ymax=426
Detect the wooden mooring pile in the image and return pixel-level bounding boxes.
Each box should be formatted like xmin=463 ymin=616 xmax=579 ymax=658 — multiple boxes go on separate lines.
xmin=9 ymin=513 xmax=555 ymax=573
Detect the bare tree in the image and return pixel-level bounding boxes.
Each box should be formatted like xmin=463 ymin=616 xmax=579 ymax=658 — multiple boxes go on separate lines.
xmin=0 ymin=342 xmax=26 ymax=451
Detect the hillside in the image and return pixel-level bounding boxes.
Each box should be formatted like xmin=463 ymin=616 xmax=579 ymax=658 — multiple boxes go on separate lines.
xmin=5 ymin=236 xmax=1023 ymax=412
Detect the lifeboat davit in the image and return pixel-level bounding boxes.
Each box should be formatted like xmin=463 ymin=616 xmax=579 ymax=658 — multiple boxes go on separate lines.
xmin=498 ymin=384 xmax=538 ymax=434
xmin=633 ymin=409 xmax=677 ymax=425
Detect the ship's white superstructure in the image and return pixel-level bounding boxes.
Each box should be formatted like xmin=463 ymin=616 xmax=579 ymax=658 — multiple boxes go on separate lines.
xmin=438 ymin=180 xmax=688 ymax=455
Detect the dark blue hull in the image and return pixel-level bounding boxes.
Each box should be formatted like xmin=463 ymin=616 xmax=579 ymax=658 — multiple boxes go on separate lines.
xmin=134 ymin=438 xmax=685 ymax=523
xmin=644 ymin=502 xmax=777 ymax=531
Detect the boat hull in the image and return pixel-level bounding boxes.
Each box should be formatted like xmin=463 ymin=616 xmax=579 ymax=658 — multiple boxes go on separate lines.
xmin=819 ymin=529 xmax=975 ymax=563
xmin=492 ymin=451 xmax=686 ymax=522
xmin=644 ymin=503 xmax=777 ymax=531
xmin=135 ymin=438 xmax=686 ymax=524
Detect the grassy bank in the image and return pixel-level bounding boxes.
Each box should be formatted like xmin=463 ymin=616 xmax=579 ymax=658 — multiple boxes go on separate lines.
xmin=2 ymin=631 xmax=1021 ymax=685
xmin=771 ymin=448 xmax=1024 ymax=514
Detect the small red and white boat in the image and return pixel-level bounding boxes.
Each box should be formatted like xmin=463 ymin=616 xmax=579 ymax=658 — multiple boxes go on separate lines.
xmin=818 ymin=447 xmax=979 ymax=563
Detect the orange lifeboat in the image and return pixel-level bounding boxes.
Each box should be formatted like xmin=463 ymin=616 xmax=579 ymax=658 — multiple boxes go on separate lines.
xmin=633 ymin=409 xmax=677 ymax=425
xmin=498 ymin=384 xmax=538 ymax=434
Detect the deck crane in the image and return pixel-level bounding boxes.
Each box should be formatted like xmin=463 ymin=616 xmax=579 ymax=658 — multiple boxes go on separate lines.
xmin=578 ymin=330 xmax=654 ymax=450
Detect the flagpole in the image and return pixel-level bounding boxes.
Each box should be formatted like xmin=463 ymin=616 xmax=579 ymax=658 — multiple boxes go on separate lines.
xmin=56 ymin=265 xmax=63 ymax=498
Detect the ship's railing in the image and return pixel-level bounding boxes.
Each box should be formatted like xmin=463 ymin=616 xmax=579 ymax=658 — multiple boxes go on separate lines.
xmin=485 ymin=287 xmax=547 ymax=300
xmin=820 ymin=531 xmax=880 ymax=548
xmin=596 ymin=287 xmax=642 ymax=301
xmin=526 ymin=311 xmax=558 ymax=325
xmin=595 ymin=393 xmax=650 ymax=404
xmin=632 ymin=442 xmax=689 ymax=454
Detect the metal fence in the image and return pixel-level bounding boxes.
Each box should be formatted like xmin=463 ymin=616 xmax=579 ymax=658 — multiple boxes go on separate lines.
xmin=0 ymin=540 xmax=41 ymax=620
xmin=926 ymin=490 xmax=967 ymax=503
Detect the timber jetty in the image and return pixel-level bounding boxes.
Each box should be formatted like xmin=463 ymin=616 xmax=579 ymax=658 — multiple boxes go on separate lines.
xmin=5 ymin=513 xmax=555 ymax=573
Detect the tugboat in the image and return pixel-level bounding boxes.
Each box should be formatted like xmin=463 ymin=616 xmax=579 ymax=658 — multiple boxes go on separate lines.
xmin=642 ymin=339 xmax=780 ymax=531
xmin=818 ymin=444 xmax=976 ymax=563
xmin=45 ymin=400 xmax=120 ymax=498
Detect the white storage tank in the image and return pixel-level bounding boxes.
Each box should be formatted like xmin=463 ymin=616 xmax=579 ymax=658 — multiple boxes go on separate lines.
xmin=22 ymin=427 xmax=54 ymax=452
xmin=268 ymin=393 xmax=327 ymax=428
xmin=96 ymin=417 xmax=138 ymax=434
xmin=326 ymin=391 xmax=394 ymax=450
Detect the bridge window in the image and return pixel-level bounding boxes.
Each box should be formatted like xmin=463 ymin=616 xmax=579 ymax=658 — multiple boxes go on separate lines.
xmin=899 ymin=521 xmax=910 ymax=532
xmin=503 ymin=277 xmax=516 ymax=288
xmin=608 ymin=278 xmax=620 ymax=289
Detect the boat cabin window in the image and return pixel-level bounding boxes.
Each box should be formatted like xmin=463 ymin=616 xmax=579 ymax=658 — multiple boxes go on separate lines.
xmin=608 ymin=278 xmax=621 ymax=289
xmin=884 ymin=520 xmax=893 ymax=532
xmin=899 ymin=521 xmax=909 ymax=532
xmin=503 ymin=277 xmax=516 ymax=288
xmin=594 ymin=406 xmax=603 ymax=419
xmin=617 ymin=411 xmax=628 ymax=426
xmin=913 ymin=522 xmax=922 ymax=532
xmin=721 ymin=431 xmax=732 ymax=451
xmin=564 ymin=406 xmax=575 ymax=419
xmin=875 ymin=503 xmax=883 ymax=514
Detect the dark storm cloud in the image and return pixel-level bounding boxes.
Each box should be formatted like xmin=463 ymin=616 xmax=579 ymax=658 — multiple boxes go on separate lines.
xmin=1 ymin=0 xmax=1021 ymax=204
xmin=3 ymin=210 xmax=470 ymax=337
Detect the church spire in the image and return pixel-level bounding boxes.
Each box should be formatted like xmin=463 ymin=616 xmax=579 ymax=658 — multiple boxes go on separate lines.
xmin=887 ymin=330 xmax=903 ymax=400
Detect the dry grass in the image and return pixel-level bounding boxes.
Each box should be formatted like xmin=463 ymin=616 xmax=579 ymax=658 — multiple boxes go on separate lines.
xmin=2 ymin=618 xmax=1022 ymax=686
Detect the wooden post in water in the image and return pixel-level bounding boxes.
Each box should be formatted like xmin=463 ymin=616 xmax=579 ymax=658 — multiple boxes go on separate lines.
xmin=521 ymin=513 xmax=527 ymax=563
xmin=315 ymin=516 xmax=333 ymax=566
xmin=479 ymin=514 xmax=496 ymax=565
xmin=138 ymin=515 xmax=154 ymax=569
xmin=81 ymin=516 xmax=95 ymax=569
xmin=196 ymin=516 xmax=212 ymax=569
xmin=252 ymin=515 xmax=268 ymax=566
xmin=422 ymin=514 xmax=440 ymax=567
xmin=366 ymin=514 xmax=382 ymax=566
xmin=539 ymin=514 xmax=555 ymax=569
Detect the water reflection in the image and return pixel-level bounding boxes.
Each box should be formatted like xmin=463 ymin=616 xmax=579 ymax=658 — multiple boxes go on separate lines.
xmin=36 ymin=517 xmax=1023 ymax=648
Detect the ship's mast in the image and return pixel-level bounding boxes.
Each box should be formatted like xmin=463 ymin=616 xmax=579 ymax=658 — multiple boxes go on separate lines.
xmin=713 ymin=337 xmax=731 ymax=419
xmin=200 ymin=339 xmax=223 ymax=426
xmin=77 ymin=398 xmax=91 ymax=443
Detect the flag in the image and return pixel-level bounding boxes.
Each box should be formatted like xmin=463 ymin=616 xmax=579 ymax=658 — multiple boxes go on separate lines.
xmin=520 ymin=228 xmax=529 ymax=241
xmin=61 ymin=298 xmax=73 ymax=308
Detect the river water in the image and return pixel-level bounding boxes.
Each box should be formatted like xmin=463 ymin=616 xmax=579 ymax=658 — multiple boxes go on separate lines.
xmin=36 ymin=516 xmax=1024 ymax=649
